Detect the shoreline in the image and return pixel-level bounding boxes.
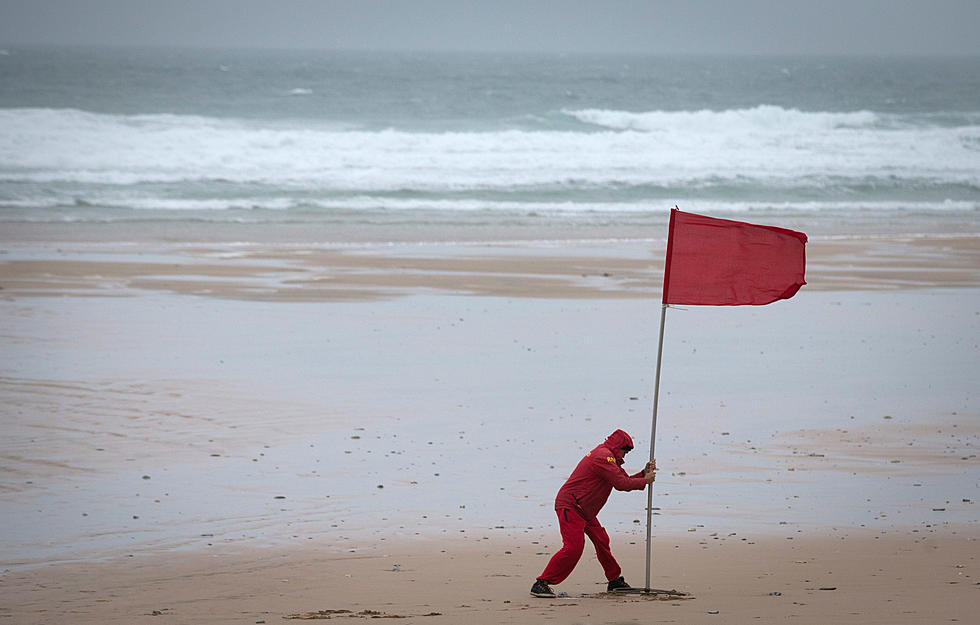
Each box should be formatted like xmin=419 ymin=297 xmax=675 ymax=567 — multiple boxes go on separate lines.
xmin=1 ymin=205 xmax=979 ymax=247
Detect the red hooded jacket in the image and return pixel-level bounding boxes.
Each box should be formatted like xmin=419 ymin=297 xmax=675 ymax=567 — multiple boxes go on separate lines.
xmin=554 ymin=429 xmax=647 ymax=521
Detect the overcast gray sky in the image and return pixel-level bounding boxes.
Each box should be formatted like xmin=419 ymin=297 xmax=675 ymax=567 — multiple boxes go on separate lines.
xmin=1 ymin=0 xmax=978 ymax=55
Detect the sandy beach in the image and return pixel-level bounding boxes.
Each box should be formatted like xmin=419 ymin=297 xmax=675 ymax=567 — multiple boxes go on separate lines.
xmin=1 ymin=232 xmax=978 ymax=624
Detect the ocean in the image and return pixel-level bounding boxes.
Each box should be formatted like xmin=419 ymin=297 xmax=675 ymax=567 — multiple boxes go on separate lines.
xmin=1 ymin=47 xmax=978 ymax=242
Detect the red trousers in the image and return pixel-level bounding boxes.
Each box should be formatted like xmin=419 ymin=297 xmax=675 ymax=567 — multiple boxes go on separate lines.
xmin=537 ymin=508 xmax=621 ymax=585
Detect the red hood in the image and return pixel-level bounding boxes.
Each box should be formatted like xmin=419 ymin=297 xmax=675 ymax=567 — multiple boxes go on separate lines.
xmin=603 ymin=429 xmax=634 ymax=465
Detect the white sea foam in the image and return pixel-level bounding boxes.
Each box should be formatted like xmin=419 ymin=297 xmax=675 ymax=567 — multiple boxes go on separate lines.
xmin=564 ymin=105 xmax=881 ymax=132
xmin=0 ymin=107 xmax=977 ymax=207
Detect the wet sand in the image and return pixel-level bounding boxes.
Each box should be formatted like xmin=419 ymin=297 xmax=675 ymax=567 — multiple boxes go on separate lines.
xmin=1 ymin=235 xmax=979 ymax=301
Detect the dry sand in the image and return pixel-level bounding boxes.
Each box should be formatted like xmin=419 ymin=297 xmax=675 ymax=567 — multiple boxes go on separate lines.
xmin=2 ymin=527 xmax=976 ymax=624
xmin=2 ymin=233 xmax=978 ymax=623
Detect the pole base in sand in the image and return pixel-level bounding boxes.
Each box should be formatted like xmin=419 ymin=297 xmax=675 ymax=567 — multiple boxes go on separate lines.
xmin=614 ymin=587 xmax=689 ymax=597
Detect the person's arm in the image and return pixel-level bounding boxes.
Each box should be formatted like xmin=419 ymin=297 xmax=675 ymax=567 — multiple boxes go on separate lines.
xmin=593 ymin=453 xmax=647 ymax=491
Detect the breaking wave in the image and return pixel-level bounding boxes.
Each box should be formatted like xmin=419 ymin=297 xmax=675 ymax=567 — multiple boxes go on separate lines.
xmin=0 ymin=106 xmax=977 ymax=215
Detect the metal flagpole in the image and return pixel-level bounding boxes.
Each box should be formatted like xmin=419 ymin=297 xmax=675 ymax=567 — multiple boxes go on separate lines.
xmin=643 ymin=207 xmax=677 ymax=592
xmin=644 ymin=302 xmax=668 ymax=591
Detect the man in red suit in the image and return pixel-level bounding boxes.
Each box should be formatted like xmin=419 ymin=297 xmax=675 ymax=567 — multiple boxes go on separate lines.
xmin=530 ymin=429 xmax=656 ymax=597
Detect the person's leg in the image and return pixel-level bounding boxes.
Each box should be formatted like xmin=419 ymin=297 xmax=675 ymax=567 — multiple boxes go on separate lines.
xmin=537 ymin=509 xmax=587 ymax=585
xmin=584 ymin=517 xmax=622 ymax=582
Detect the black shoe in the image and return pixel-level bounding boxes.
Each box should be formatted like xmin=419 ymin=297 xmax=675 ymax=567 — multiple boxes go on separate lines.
xmin=530 ymin=579 xmax=556 ymax=598
xmin=607 ymin=576 xmax=632 ymax=592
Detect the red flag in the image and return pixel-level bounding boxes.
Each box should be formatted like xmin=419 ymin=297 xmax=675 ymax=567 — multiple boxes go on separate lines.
xmin=662 ymin=209 xmax=807 ymax=306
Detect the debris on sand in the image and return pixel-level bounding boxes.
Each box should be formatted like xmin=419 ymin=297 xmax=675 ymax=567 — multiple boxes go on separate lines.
xmin=284 ymin=609 xmax=442 ymax=619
